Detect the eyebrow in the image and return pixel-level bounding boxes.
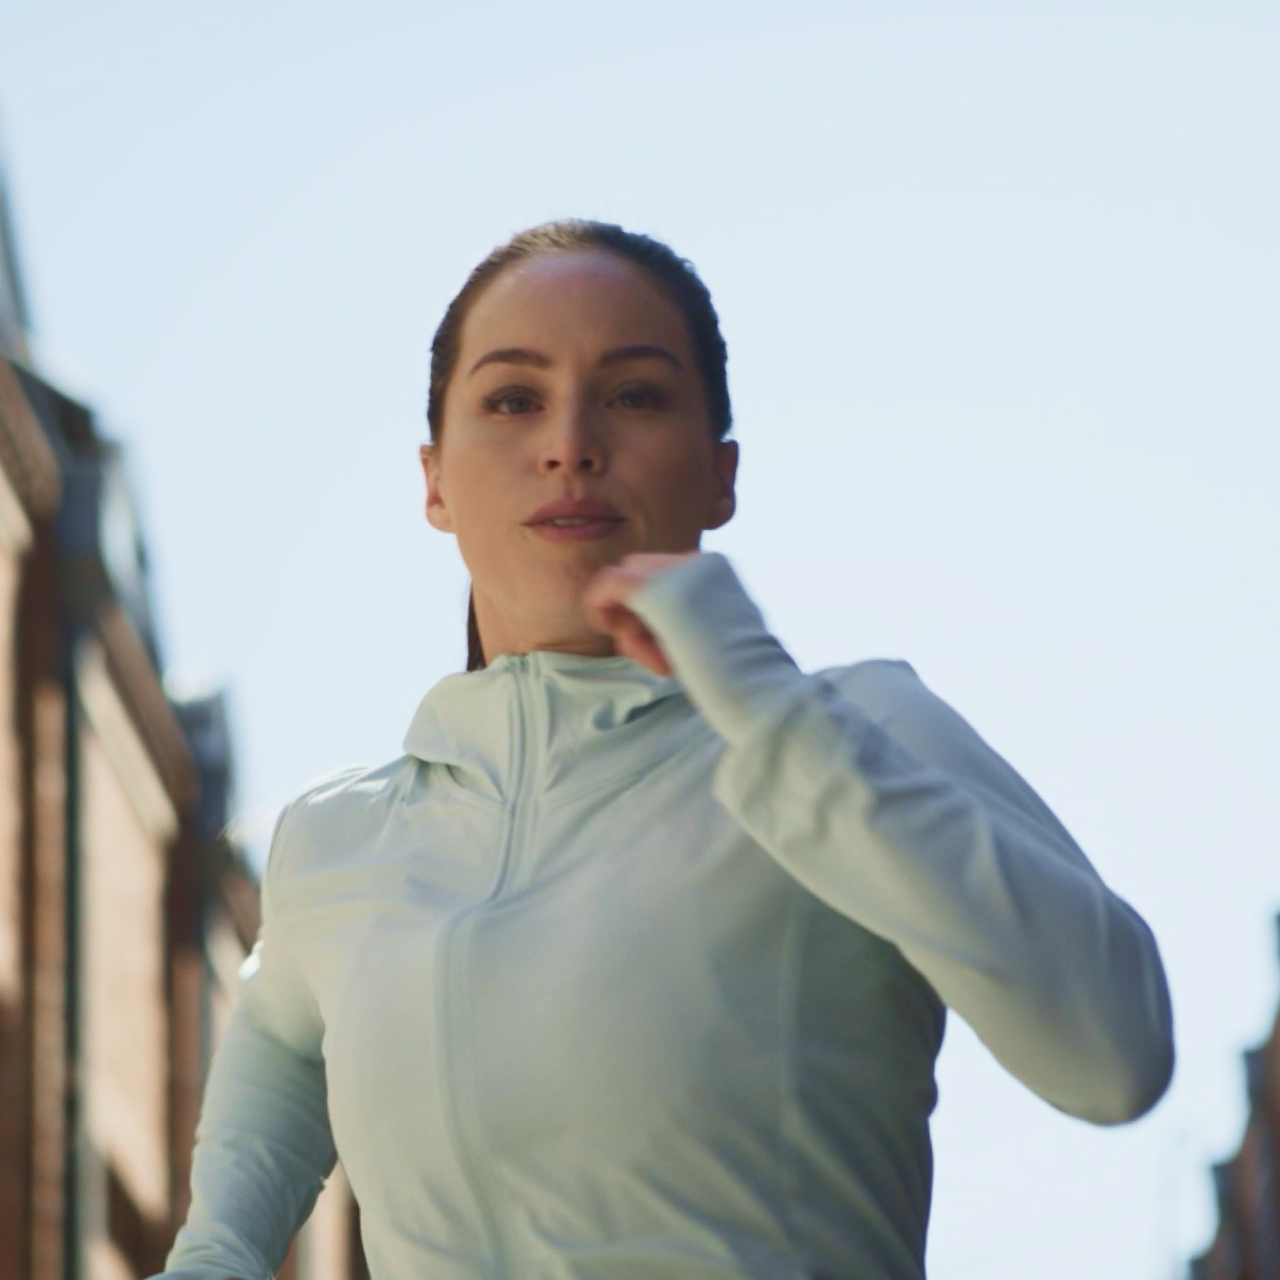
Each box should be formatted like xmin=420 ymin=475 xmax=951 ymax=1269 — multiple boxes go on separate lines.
xmin=467 ymin=344 xmax=684 ymax=377
xmin=598 ymin=345 xmax=684 ymax=370
xmin=467 ymin=348 xmax=551 ymax=376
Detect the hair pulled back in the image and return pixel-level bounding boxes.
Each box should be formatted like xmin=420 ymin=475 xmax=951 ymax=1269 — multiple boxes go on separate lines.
xmin=425 ymin=219 xmax=732 ymax=672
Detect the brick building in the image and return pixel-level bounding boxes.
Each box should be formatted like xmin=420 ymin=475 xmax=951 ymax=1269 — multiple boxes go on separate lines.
xmin=1190 ymin=914 xmax=1280 ymax=1279
xmin=0 ymin=161 xmax=363 ymax=1279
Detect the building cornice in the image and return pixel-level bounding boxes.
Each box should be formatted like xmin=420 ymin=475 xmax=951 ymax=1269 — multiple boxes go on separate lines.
xmin=93 ymin=599 xmax=198 ymax=818
xmin=0 ymin=354 xmax=60 ymax=528
xmin=0 ymin=352 xmax=197 ymax=825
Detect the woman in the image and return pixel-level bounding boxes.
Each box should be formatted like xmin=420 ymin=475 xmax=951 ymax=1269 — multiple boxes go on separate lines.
xmin=157 ymin=221 xmax=1174 ymax=1280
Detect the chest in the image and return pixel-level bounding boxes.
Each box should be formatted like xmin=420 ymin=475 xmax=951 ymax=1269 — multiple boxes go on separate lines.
xmin=277 ymin=744 xmax=944 ymax=1274
xmin=289 ymin=747 xmax=796 ymax=1161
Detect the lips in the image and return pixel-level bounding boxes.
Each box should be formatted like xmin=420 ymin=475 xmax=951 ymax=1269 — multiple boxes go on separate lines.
xmin=524 ymin=496 xmax=624 ymax=526
xmin=523 ymin=495 xmax=625 ymax=543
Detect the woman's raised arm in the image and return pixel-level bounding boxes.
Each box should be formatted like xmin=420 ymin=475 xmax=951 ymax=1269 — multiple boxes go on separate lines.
xmin=628 ymin=551 xmax=1175 ymax=1125
xmin=148 ymin=804 xmax=337 ymax=1280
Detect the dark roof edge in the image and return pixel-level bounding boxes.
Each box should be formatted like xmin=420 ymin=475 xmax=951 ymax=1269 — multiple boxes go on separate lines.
xmin=0 ymin=354 xmax=60 ymax=518
xmin=95 ymin=597 xmax=198 ymax=813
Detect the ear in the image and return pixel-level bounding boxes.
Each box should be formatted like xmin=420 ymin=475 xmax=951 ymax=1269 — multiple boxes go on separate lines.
xmin=420 ymin=443 xmax=455 ymax=533
xmin=704 ymin=439 xmax=738 ymax=531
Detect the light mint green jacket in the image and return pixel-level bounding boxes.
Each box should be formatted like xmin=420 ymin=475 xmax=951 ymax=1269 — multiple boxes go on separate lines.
xmin=157 ymin=552 xmax=1173 ymax=1280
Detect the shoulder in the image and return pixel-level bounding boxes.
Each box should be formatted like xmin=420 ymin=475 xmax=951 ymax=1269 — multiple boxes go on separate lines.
xmin=813 ymin=657 xmax=996 ymax=773
xmin=814 ymin=657 xmax=1067 ymax=830
xmin=267 ymin=755 xmax=422 ymax=885
xmin=815 ymin=657 xmax=924 ymax=722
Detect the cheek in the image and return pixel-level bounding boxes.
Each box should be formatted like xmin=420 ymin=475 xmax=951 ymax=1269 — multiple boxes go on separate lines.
xmin=633 ymin=437 xmax=715 ymax=520
xmin=441 ymin=446 xmax=517 ymax=553
xmin=447 ymin=430 xmax=520 ymax=512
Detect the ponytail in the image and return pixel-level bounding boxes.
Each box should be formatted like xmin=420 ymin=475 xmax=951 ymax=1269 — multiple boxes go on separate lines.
xmin=465 ymin=588 xmax=485 ymax=672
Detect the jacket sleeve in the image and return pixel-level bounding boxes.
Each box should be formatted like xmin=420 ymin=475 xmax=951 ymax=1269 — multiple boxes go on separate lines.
xmin=150 ymin=802 xmax=337 ymax=1280
xmin=629 ymin=551 xmax=1175 ymax=1125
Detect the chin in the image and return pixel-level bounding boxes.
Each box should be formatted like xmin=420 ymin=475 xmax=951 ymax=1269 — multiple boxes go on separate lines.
xmin=549 ymin=541 xmax=626 ymax=574
xmin=511 ymin=555 xmax=599 ymax=610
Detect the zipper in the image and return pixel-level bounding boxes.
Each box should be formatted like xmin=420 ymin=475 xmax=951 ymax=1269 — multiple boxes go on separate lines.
xmin=437 ymin=653 xmax=537 ymax=1280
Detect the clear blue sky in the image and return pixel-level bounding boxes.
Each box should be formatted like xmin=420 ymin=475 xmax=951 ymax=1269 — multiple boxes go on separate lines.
xmin=2 ymin=2 xmax=1277 ymax=1274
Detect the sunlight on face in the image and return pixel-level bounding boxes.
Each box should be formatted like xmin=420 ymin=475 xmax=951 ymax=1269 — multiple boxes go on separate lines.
xmin=421 ymin=249 xmax=738 ymax=660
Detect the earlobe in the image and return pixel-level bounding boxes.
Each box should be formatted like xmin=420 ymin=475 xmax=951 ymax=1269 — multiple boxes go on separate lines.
xmin=706 ymin=439 xmax=738 ymax=530
xmin=709 ymin=490 xmax=736 ymax=529
xmin=420 ymin=443 xmax=454 ymax=533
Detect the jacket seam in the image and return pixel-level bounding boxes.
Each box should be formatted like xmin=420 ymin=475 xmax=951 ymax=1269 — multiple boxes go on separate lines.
xmin=263 ymin=797 xmax=297 ymax=911
xmin=418 ymin=729 xmax=712 ymax=812
xmin=263 ymin=799 xmax=306 ymax=972
xmin=540 ymin=719 xmax=719 ymax=810
xmin=259 ymin=798 xmax=332 ymax=1052
xmin=429 ymin=760 xmax=507 ymax=812
xmin=777 ymin=883 xmax=808 ymax=1269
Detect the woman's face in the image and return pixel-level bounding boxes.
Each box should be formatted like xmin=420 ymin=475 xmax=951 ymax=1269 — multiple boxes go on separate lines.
xmin=421 ymin=249 xmax=738 ymax=661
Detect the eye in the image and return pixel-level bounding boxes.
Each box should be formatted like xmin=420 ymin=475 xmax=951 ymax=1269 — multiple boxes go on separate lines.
xmin=481 ymin=385 xmax=542 ymax=416
xmin=609 ymin=382 xmax=668 ymax=411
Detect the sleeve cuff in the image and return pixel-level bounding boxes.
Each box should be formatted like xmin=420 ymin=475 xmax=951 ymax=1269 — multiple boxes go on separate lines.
xmin=627 ymin=552 xmax=812 ymax=745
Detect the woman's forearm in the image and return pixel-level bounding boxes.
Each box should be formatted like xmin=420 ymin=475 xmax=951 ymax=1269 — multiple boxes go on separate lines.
xmin=630 ymin=552 xmax=1175 ymax=1124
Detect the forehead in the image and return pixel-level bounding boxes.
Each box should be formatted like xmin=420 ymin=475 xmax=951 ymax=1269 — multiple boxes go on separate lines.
xmin=458 ymin=249 xmax=695 ymax=363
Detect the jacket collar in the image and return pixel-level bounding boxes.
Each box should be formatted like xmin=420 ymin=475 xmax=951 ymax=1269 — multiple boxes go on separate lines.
xmin=402 ymin=650 xmax=687 ymax=801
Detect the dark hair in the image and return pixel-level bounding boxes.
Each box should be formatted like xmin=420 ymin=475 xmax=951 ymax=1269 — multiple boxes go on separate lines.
xmin=425 ymin=219 xmax=732 ymax=672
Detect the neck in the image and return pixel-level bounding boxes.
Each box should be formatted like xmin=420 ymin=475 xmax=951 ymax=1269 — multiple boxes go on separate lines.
xmin=471 ymin=587 xmax=618 ymax=665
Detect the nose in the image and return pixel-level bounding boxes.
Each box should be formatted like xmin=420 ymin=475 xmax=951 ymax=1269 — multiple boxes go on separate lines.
xmin=538 ymin=395 xmax=606 ymax=475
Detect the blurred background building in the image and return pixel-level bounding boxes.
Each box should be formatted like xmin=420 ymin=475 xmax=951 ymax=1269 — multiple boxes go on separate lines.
xmin=1189 ymin=916 xmax=1280 ymax=1280
xmin=0 ymin=159 xmax=363 ymax=1279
